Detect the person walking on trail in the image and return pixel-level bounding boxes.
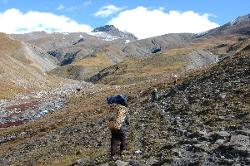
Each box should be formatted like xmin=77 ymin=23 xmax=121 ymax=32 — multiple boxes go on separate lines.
xmin=107 ymin=95 xmax=129 ymax=157
xmin=151 ymin=88 xmax=158 ymax=101
xmin=172 ymin=74 xmax=178 ymax=85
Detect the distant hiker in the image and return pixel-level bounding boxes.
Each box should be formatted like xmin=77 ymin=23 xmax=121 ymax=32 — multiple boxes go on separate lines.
xmin=173 ymin=74 xmax=178 ymax=85
xmin=151 ymin=88 xmax=158 ymax=101
xmin=107 ymin=94 xmax=129 ymax=157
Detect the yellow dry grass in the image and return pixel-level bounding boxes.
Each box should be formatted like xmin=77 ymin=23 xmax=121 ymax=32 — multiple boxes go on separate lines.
xmin=97 ymin=52 xmax=189 ymax=85
xmin=0 ymin=33 xmax=21 ymax=55
xmin=0 ymin=80 xmax=25 ymax=99
xmin=162 ymin=47 xmax=192 ymax=56
xmin=74 ymin=53 xmax=113 ymax=68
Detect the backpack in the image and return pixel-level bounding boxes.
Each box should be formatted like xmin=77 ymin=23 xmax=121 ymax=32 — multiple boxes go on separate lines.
xmin=107 ymin=94 xmax=128 ymax=107
xmin=108 ymin=104 xmax=128 ymax=130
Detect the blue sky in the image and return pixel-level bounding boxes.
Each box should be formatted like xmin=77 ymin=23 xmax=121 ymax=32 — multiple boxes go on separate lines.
xmin=0 ymin=0 xmax=249 ymax=38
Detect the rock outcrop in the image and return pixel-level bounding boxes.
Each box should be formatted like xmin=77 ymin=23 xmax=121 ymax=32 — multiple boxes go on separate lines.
xmin=92 ymin=25 xmax=137 ymax=41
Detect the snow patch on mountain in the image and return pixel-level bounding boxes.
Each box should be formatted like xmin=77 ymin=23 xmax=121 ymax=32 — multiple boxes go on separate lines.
xmin=88 ymin=31 xmax=120 ymax=41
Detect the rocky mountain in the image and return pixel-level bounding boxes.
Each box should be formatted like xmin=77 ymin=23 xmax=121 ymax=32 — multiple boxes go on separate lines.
xmin=11 ymin=28 xmax=133 ymax=80
xmin=12 ymin=27 xmax=196 ymax=82
xmin=92 ymin=25 xmax=138 ymax=41
xmin=1 ymin=13 xmax=248 ymax=93
xmin=13 ymin=28 xmax=194 ymax=63
xmin=199 ymin=14 xmax=250 ymax=37
xmin=48 ymin=32 xmax=196 ymax=81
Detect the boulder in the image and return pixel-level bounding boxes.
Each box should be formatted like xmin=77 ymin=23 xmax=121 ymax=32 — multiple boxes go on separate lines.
xmin=230 ymin=135 xmax=249 ymax=146
xmin=115 ymin=160 xmax=130 ymax=166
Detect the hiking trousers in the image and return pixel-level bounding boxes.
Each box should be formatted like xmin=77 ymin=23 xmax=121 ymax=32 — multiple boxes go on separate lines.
xmin=110 ymin=129 xmax=126 ymax=156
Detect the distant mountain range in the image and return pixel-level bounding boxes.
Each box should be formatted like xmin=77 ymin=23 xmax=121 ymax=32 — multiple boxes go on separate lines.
xmin=0 ymin=13 xmax=249 ymax=97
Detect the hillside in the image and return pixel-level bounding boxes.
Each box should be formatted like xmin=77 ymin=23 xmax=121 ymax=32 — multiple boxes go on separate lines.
xmin=0 ymin=36 xmax=249 ymax=165
xmin=48 ymin=46 xmax=125 ymax=81
xmin=88 ymin=34 xmax=242 ymax=85
xmin=122 ymin=33 xmax=193 ymax=56
xmin=0 ymin=33 xmax=58 ymax=98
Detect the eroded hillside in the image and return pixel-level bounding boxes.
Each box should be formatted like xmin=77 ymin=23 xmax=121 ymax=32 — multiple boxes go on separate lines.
xmin=0 ymin=33 xmax=59 ymax=98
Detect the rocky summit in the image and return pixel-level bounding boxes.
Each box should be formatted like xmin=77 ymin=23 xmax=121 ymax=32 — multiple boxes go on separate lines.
xmin=92 ymin=25 xmax=138 ymax=41
xmin=0 ymin=12 xmax=249 ymax=166
xmin=93 ymin=25 xmax=119 ymax=33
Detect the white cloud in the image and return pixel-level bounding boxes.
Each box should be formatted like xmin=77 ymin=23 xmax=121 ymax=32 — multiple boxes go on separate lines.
xmin=108 ymin=7 xmax=219 ymax=39
xmin=94 ymin=5 xmax=125 ymax=17
xmin=57 ymin=4 xmax=64 ymax=10
xmin=0 ymin=8 xmax=92 ymax=34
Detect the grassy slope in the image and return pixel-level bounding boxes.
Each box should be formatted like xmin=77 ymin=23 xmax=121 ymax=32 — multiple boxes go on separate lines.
xmin=0 ymin=33 xmax=26 ymax=98
xmin=0 ymin=33 xmax=61 ymax=99
xmin=49 ymin=53 xmax=114 ymax=80
xmin=0 ymin=81 xmax=25 ymax=99
xmin=97 ymin=53 xmax=187 ymax=85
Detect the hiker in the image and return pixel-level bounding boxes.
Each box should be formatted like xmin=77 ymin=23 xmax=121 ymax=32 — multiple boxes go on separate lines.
xmin=151 ymin=88 xmax=158 ymax=101
xmin=173 ymin=74 xmax=178 ymax=85
xmin=107 ymin=95 xmax=129 ymax=157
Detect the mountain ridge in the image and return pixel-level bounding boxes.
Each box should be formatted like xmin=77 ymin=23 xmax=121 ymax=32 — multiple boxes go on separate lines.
xmin=198 ymin=13 xmax=250 ymax=37
xmin=8 ymin=13 xmax=250 ymax=85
